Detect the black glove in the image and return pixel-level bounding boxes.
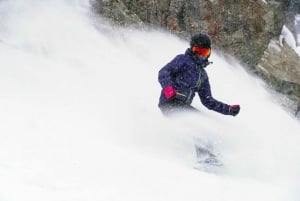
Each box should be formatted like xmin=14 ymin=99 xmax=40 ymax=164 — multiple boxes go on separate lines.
xmin=229 ymin=105 xmax=240 ymax=116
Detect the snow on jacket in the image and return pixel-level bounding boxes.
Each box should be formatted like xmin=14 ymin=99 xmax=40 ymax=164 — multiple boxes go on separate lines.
xmin=158 ymin=48 xmax=231 ymax=115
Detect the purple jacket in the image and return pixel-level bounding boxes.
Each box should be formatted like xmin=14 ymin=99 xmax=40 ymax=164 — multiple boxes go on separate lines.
xmin=158 ymin=48 xmax=231 ymax=115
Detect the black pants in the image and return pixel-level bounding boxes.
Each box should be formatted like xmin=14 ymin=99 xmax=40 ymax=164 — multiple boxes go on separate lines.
xmin=158 ymin=100 xmax=198 ymax=116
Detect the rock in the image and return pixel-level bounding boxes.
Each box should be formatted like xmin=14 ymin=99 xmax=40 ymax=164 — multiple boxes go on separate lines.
xmin=92 ymin=0 xmax=287 ymax=68
xmin=257 ymin=37 xmax=300 ymax=113
xmin=90 ymin=0 xmax=143 ymax=25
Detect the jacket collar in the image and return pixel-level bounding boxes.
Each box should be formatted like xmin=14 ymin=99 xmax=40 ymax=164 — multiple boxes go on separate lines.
xmin=185 ymin=48 xmax=211 ymax=68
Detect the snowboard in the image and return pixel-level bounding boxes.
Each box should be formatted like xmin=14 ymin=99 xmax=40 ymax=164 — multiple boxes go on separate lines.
xmin=194 ymin=144 xmax=223 ymax=173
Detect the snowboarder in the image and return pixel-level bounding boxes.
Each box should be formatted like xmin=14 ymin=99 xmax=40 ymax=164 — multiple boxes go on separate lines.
xmin=158 ymin=33 xmax=240 ymax=116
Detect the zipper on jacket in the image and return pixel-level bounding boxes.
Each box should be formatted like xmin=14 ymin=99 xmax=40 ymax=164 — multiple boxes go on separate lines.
xmin=185 ymin=89 xmax=193 ymax=104
xmin=195 ymin=66 xmax=202 ymax=88
xmin=176 ymin=92 xmax=186 ymax=97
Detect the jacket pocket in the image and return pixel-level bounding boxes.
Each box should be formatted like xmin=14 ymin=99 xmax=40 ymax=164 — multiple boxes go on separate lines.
xmin=175 ymin=91 xmax=187 ymax=102
xmin=175 ymin=89 xmax=192 ymax=103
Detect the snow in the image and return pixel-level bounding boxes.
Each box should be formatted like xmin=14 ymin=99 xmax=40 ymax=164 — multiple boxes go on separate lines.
xmin=295 ymin=14 xmax=300 ymax=46
xmin=0 ymin=0 xmax=300 ymax=201
xmin=280 ymin=25 xmax=297 ymax=49
xmin=280 ymin=24 xmax=300 ymax=57
xmin=268 ymin=40 xmax=281 ymax=52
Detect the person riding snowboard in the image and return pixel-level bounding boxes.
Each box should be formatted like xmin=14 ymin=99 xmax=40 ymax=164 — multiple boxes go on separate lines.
xmin=158 ymin=33 xmax=240 ymax=116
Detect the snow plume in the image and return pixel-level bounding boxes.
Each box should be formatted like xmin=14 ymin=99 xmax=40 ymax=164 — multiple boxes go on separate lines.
xmin=0 ymin=0 xmax=300 ymax=201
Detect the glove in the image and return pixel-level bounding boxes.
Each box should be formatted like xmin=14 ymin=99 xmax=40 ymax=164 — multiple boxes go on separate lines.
xmin=163 ymin=86 xmax=176 ymax=99
xmin=229 ymin=105 xmax=240 ymax=116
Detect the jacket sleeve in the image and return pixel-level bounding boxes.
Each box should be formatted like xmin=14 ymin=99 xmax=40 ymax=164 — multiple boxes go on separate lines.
xmin=198 ymin=75 xmax=231 ymax=115
xmin=158 ymin=55 xmax=185 ymax=88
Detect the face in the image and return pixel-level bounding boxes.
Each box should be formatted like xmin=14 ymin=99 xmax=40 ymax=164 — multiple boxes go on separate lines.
xmin=192 ymin=46 xmax=211 ymax=58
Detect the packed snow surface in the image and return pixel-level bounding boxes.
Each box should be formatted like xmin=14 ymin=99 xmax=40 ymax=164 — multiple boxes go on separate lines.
xmin=0 ymin=1 xmax=300 ymax=201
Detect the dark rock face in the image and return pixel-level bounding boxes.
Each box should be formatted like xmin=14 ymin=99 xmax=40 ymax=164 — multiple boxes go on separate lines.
xmin=92 ymin=0 xmax=287 ymax=68
xmin=91 ymin=0 xmax=143 ymax=25
xmin=91 ymin=0 xmax=300 ymax=114
xmin=256 ymin=1 xmax=300 ymax=113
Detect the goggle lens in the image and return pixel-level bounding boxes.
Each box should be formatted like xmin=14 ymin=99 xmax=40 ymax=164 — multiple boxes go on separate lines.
xmin=192 ymin=46 xmax=211 ymax=57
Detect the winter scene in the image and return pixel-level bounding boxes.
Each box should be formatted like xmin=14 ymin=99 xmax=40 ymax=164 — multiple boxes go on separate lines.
xmin=0 ymin=1 xmax=300 ymax=201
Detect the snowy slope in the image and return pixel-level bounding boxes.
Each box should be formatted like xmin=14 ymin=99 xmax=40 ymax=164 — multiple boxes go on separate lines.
xmin=0 ymin=1 xmax=300 ymax=201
